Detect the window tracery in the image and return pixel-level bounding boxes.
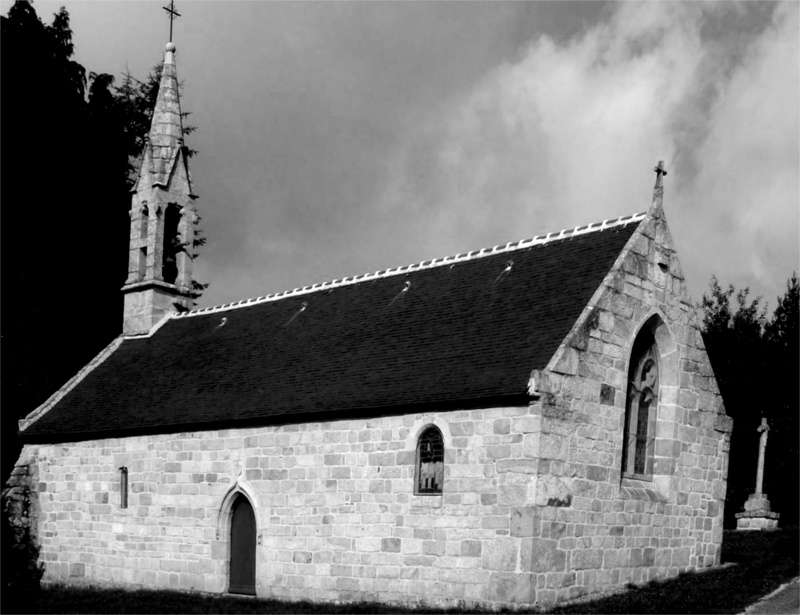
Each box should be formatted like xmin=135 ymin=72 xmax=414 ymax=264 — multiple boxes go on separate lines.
xmin=623 ymin=334 xmax=659 ymax=479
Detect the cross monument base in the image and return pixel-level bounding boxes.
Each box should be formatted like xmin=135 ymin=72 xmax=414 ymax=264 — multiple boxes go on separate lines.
xmin=735 ymin=493 xmax=780 ymax=530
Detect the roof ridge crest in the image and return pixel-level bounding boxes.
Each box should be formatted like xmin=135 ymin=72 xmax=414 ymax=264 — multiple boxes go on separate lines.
xmin=175 ymin=211 xmax=646 ymax=319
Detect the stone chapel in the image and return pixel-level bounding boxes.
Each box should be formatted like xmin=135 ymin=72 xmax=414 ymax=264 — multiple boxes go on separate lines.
xmin=5 ymin=40 xmax=733 ymax=608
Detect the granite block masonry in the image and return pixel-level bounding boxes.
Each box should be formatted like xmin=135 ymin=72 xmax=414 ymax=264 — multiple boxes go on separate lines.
xmin=6 ymin=192 xmax=732 ymax=609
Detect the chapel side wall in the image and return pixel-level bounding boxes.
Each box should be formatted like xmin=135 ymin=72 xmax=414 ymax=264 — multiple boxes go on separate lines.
xmin=527 ymin=211 xmax=733 ymax=604
xmin=30 ymin=406 xmax=542 ymax=608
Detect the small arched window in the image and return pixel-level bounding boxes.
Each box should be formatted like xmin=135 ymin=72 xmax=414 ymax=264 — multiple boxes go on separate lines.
xmin=622 ymin=330 xmax=659 ymax=479
xmin=415 ymin=426 xmax=444 ymax=495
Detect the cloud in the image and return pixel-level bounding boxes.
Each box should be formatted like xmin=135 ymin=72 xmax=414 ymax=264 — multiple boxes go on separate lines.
xmin=674 ymin=1 xmax=799 ymax=305
xmin=376 ymin=1 xmax=798 ymax=305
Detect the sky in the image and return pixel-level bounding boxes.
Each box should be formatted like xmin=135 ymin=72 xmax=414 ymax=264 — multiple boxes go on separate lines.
xmin=10 ymin=0 xmax=799 ymax=312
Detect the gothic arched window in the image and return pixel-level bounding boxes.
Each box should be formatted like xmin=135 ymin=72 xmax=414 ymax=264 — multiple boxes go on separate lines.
xmin=622 ymin=331 xmax=659 ymax=479
xmin=415 ymin=426 xmax=444 ymax=495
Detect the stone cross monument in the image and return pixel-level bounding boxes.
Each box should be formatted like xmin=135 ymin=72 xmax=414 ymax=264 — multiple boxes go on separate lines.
xmin=735 ymin=417 xmax=780 ymax=530
xmin=755 ymin=417 xmax=769 ymax=495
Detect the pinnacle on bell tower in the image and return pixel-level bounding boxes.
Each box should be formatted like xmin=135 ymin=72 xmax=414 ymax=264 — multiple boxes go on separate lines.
xmin=121 ymin=38 xmax=198 ymax=335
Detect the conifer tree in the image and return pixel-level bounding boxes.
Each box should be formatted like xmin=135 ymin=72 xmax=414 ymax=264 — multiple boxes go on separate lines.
xmin=700 ymin=274 xmax=799 ymax=527
xmin=1 ymin=0 xmax=207 ymax=482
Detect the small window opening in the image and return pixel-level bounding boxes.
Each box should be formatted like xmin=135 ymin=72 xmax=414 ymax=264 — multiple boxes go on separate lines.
xmin=139 ymin=206 xmax=149 ymax=240
xmin=138 ymin=247 xmax=147 ymax=280
xmin=415 ymin=426 xmax=444 ymax=495
xmin=120 ymin=467 xmax=128 ymax=509
xmin=162 ymin=205 xmax=181 ymax=285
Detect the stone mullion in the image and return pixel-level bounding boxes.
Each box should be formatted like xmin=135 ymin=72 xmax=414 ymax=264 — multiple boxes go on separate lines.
xmin=148 ymin=203 xmax=165 ymax=282
xmin=125 ymin=207 xmax=142 ymax=285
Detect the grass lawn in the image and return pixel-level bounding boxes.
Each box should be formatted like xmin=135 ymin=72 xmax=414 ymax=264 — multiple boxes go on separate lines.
xmin=7 ymin=528 xmax=798 ymax=614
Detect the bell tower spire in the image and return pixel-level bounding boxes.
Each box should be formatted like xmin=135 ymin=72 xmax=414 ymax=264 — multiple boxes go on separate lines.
xmin=122 ymin=41 xmax=198 ymax=335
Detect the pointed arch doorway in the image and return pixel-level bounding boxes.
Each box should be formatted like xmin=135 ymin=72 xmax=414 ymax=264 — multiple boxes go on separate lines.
xmin=228 ymin=495 xmax=256 ymax=595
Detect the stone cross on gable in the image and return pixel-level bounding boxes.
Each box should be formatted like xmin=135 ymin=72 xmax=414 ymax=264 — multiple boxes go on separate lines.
xmin=163 ymin=0 xmax=181 ymax=43
xmin=755 ymin=417 xmax=769 ymax=495
xmin=652 ymin=160 xmax=667 ymax=208
xmin=654 ymin=160 xmax=667 ymax=185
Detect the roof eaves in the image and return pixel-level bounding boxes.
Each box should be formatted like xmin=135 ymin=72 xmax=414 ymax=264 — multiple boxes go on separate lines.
xmin=24 ymin=393 xmax=533 ymax=444
xmin=19 ymin=336 xmax=125 ymax=434
xmin=177 ymin=211 xmax=646 ymax=320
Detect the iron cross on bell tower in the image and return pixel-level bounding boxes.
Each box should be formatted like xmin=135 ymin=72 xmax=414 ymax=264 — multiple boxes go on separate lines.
xmin=163 ymin=0 xmax=181 ymax=42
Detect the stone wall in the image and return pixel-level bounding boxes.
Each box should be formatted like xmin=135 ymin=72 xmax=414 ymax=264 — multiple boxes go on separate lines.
xmin=18 ymin=208 xmax=732 ymax=608
xmin=524 ymin=207 xmax=732 ymax=604
xmin=28 ymin=408 xmax=547 ymax=608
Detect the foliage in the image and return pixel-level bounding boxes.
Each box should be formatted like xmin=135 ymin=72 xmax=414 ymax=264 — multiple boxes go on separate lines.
xmin=2 ymin=482 xmax=45 ymax=603
xmin=699 ymin=274 xmax=800 ymax=527
xmin=101 ymin=64 xmax=199 ymax=187
xmin=0 ymin=0 xmax=206 ymax=483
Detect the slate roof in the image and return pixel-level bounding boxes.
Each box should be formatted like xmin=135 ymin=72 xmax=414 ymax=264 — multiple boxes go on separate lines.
xmin=23 ymin=214 xmax=643 ymax=442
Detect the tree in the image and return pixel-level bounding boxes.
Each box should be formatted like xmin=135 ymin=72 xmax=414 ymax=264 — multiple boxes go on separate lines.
xmin=762 ymin=274 xmax=799 ymax=526
xmin=1 ymin=1 xmax=206 ymax=485
xmin=700 ymin=274 xmax=799 ymax=527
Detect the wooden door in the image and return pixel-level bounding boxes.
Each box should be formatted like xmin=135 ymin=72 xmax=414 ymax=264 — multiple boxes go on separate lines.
xmin=229 ymin=496 xmax=256 ymax=595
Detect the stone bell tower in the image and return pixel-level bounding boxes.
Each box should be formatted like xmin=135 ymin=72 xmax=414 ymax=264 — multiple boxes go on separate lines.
xmin=122 ymin=41 xmax=198 ymax=335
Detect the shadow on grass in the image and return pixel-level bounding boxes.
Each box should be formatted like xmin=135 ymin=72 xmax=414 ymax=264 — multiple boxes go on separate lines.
xmin=8 ymin=529 xmax=798 ymax=615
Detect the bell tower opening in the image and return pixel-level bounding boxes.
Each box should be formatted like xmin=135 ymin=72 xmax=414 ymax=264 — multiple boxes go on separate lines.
xmin=162 ymin=204 xmax=181 ymax=285
xmin=137 ymin=205 xmax=149 ymax=281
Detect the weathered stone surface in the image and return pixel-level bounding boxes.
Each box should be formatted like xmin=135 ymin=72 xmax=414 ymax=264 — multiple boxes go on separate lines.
xmin=530 ymin=539 xmax=566 ymax=573
xmin=488 ymin=572 xmax=535 ymax=604
xmin=482 ymin=538 xmax=518 ymax=571
xmin=510 ymin=507 xmax=539 ymax=537
xmin=572 ymin=549 xmax=603 ymax=570
xmin=743 ymin=493 xmax=772 ymax=512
